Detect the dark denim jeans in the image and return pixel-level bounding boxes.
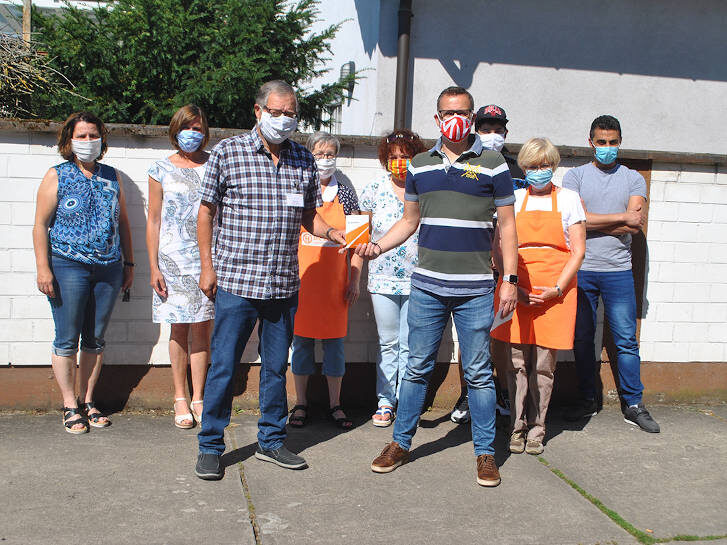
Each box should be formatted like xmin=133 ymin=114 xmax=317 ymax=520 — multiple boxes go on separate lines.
xmin=48 ymin=254 xmax=123 ymax=356
xmin=392 ymin=286 xmax=497 ymax=456
xmin=573 ymin=269 xmax=644 ymax=406
xmin=198 ymin=288 xmax=297 ymax=455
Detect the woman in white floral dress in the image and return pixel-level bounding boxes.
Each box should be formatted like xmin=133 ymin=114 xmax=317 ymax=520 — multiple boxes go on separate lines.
xmin=146 ymin=105 xmax=214 ymax=429
xmin=360 ymin=130 xmax=426 ymax=427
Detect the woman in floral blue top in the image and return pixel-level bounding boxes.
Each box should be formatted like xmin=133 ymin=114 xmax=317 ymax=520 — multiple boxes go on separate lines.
xmin=359 ymin=130 xmax=426 ymax=427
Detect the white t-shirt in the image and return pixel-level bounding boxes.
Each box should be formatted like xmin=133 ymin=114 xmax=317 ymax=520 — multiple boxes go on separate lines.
xmin=513 ymin=187 xmax=585 ymax=248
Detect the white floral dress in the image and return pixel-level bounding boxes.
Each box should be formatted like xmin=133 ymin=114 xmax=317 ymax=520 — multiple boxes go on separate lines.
xmin=148 ymin=158 xmax=215 ymax=323
xmin=359 ymin=173 xmax=419 ymax=295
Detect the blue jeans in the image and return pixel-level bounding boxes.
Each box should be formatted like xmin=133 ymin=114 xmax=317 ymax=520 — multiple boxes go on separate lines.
xmin=291 ymin=336 xmax=345 ymax=376
xmin=370 ymin=293 xmax=410 ymax=408
xmin=393 ymin=286 xmax=497 ymax=456
xmin=198 ymin=288 xmax=297 ymax=455
xmin=48 ymin=254 xmax=123 ymax=356
xmin=573 ymin=269 xmax=644 ymax=406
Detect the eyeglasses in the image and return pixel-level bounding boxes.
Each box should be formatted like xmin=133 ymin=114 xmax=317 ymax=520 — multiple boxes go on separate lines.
xmin=386 ymin=132 xmax=415 ymax=144
xmin=313 ymin=152 xmax=336 ymax=159
xmin=437 ymin=110 xmax=472 ymax=119
xmin=263 ymin=106 xmax=298 ymax=120
xmin=526 ymin=164 xmax=552 ymax=171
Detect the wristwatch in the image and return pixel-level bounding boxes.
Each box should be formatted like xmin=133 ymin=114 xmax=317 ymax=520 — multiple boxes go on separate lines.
xmin=502 ymin=274 xmax=518 ymax=285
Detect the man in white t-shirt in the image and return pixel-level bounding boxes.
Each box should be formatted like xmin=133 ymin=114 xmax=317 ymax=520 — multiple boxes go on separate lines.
xmin=562 ymin=115 xmax=659 ymax=433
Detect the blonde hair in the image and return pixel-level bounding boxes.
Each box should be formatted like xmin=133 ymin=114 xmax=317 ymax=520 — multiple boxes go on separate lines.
xmin=517 ymin=137 xmax=560 ymax=171
xmin=168 ymin=104 xmax=210 ymax=151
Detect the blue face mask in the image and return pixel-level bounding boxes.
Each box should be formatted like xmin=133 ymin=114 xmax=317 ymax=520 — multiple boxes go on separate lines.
xmin=177 ymin=129 xmax=205 ymax=153
xmin=525 ymin=168 xmax=553 ymax=189
xmin=594 ymin=145 xmax=618 ymax=165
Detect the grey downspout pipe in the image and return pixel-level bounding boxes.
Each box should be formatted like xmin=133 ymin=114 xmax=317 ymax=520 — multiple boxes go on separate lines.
xmin=393 ymin=0 xmax=412 ymax=130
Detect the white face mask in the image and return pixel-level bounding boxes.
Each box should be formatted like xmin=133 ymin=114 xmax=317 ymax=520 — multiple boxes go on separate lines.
xmin=71 ymin=138 xmax=102 ymax=162
xmin=316 ymin=157 xmax=336 ymax=179
xmin=258 ymin=111 xmax=297 ymax=144
xmin=479 ymin=132 xmax=505 ymax=152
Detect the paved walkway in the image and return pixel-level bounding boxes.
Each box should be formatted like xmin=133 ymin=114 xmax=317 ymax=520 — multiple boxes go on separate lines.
xmin=1 ymin=404 xmax=726 ymax=545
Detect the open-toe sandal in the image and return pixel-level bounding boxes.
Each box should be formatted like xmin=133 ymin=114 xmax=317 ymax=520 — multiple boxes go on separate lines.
xmin=83 ymin=401 xmax=110 ymax=428
xmin=62 ymin=407 xmax=89 ymax=435
xmin=372 ymin=406 xmax=395 ymax=427
xmin=190 ymin=400 xmax=203 ymax=425
xmin=173 ymin=397 xmax=194 ymax=429
xmin=288 ymin=404 xmax=308 ymax=428
xmin=329 ymin=405 xmax=353 ymax=430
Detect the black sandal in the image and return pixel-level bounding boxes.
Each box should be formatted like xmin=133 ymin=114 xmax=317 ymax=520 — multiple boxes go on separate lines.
xmin=83 ymin=402 xmax=110 ymax=428
xmin=62 ymin=407 xmax=89 ymax=435
xmin=328 ymin=405 xmax=352 ymax=430
xmin=288 ymin=405 xmax=309 ymax=428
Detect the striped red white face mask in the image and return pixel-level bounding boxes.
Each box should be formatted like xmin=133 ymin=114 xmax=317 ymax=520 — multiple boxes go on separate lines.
xmin=438 ymin=114 xmax=472 ymax=143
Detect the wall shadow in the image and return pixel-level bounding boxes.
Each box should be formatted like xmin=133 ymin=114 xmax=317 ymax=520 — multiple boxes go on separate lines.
xmin=394 ymin=0 xmax=727 ymax=84
xmin=99 ymin=169 xmax=158 ymax=411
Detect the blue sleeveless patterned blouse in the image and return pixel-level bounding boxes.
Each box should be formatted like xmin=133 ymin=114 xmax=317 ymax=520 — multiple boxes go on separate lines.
xmin=49 ymin=161 xmax=122 ymax=265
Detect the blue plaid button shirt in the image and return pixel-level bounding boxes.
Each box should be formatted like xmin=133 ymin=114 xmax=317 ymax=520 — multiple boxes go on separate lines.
xmin=200 ymin=129 xmax=322 ymax=299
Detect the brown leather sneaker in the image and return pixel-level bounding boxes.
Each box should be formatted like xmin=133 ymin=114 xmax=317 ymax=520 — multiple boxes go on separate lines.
xmin=476 ymin=454 xmax=501 ymax=487
xmin=371 ymin=441 xmax=410 ymax=473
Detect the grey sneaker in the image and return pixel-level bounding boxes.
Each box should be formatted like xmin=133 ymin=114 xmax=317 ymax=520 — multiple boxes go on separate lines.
xmin=564 ymin=398 xmax=599 ymax=422
xmin=255 ymin=445 xmax=308 ymax=469
xmin=623 ymin=403 xmax=660 ymax=433
xmin=195 ymin=453 xmax=223 ymax=480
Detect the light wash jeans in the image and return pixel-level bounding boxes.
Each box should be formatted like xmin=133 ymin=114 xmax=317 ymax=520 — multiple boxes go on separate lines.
xmin=370 ymin=293 xmax=410 ymax=408
xmin=392 ymin=286 xmax=497 ymax=456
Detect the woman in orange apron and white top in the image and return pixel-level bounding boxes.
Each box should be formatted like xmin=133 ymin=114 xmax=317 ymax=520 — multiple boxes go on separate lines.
xmin=492 ymin=138 xmax=586 ymax=455
xmin=289 ymin=133 xmax=363 ymax=430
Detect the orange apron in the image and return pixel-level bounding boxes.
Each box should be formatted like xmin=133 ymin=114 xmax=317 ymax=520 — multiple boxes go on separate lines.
xmin=293 ymin=195 xmax=349 ymax=339
xmin=491 ymin=188 xmax=577 ymax=350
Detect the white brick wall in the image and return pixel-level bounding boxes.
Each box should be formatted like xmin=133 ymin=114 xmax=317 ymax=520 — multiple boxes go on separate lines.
xmin=640 ymin=162 xmax=727 ymax=362
xmin=0 ymin=129 xmax=725 ymax=365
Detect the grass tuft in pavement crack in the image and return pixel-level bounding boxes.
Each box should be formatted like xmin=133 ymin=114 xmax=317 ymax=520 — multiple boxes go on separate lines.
xmin=536 ymin=457 xmax=727 ymax=545
xmin=536 ymin=456 xmax=657 ymax=544
xmin=228 ymin=431 xmax=262 ymax=545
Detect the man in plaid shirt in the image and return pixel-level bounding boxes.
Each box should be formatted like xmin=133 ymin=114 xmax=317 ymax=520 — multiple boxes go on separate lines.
xmin=195 ymin=80 xmax=346 ymax=480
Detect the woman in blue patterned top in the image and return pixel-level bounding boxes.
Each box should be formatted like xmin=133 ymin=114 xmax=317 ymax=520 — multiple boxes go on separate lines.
xmin=33 ymin=112 xmax=134 ymax=434
xmin=146 ymin=105 xmax=214 ymax=429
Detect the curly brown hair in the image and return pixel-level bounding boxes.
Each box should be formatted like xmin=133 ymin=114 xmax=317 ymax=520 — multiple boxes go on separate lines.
xmin=377 ymin=129 xmax=426 ymax=169
xmin=57 ymin=111 xmax=108 ymax=161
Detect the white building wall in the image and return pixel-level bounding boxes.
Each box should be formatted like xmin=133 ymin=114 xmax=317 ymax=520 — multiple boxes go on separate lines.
xmin=314 ymin=0 xmax=727 ymax=155
xmin=0 ymin=128 xmax=725 ymax=365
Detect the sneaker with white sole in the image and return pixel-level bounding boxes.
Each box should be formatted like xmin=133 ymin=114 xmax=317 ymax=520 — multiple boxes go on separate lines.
xmin=623 ymin=403 xmax=660 ymax=433
xmin=450 ymin=393 xmax=470 ymax=424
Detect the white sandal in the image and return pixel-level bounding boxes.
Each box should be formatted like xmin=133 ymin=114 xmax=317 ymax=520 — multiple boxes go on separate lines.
xmin=190 ymin=400 xmax=203 ymax=425
xmin=174 ymin=398 xmax=194 ymax=429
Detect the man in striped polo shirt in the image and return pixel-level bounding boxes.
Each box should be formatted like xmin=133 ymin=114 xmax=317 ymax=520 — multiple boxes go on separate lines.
xmin=355 ymin=86 xmax=519 ymax=487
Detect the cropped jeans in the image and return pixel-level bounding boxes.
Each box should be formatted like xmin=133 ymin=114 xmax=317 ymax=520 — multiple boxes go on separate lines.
xmin=392 ymin=286 xmax=497 ymax=456
xmin=573 ymin=269 xmax=644 ymax=406
xmin=47 ymin=254 xmax=123 ymax=356
xmin=370 ymin=293 xmax=410 ymax=409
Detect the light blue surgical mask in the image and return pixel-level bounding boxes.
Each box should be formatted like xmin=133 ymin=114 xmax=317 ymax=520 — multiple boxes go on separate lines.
xmin=177 ymin=129 xmax=205 ymax=152
xmin=525 ymin=168 xmax=553 ymax=189
xmin=594 ymin=145 xmax=618 ymax=165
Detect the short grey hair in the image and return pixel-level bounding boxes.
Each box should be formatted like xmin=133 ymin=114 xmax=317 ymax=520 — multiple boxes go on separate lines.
xmin=306 ymin=131 xmax=340 ymax=154
xmin=255 ymin=80 xmax=297 ymax=108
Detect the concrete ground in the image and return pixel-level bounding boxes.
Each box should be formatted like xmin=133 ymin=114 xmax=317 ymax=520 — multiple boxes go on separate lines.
xmin=1 ymin=404 xmax=726 ymax=545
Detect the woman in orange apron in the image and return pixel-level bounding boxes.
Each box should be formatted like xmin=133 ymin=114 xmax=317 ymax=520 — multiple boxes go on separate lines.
xmin=289 ymin=133 xmax=363 ymax=430
xmin=492 ymin=138 xmax=586 ymax=455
